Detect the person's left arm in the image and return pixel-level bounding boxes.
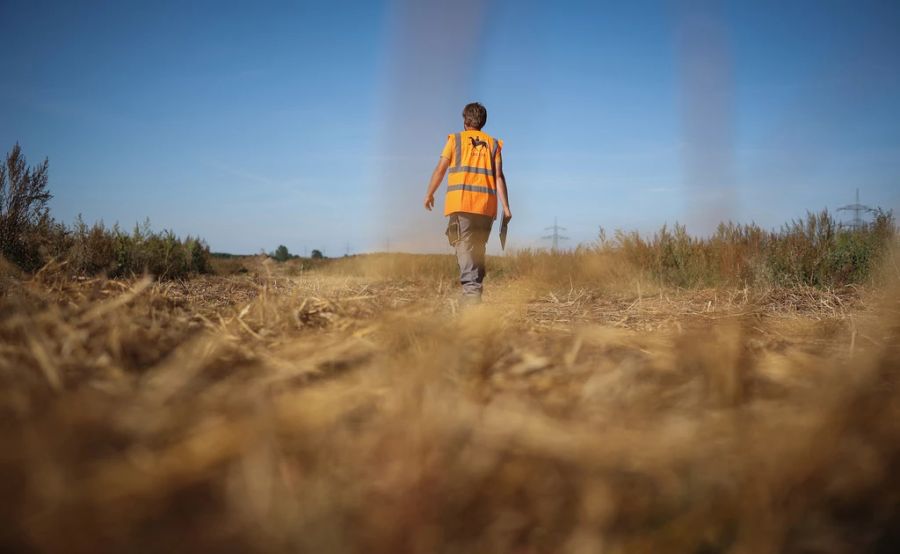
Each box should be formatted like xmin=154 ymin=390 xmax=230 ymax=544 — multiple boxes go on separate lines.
xmin=496 ymin=152 xmax=511 ymax=221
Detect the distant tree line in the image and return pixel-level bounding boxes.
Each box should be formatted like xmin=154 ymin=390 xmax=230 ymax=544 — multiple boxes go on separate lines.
xmin=4 ymin=143 xmax=893 ymax=288
xmin=268 ymin=245 xmax=325 ymax=262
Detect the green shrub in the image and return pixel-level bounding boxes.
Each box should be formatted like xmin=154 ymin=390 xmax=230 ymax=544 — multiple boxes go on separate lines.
xmin=62 ymin=217 xmax=210 ymax=279
xmin=0 ymin=144 xmax=212 ymax=280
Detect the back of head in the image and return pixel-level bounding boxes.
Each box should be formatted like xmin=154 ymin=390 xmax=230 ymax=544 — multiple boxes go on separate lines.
xmin=462 ymin=102 xmax=487 ymax=130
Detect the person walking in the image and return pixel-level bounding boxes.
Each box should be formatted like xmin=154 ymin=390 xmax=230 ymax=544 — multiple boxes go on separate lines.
xmin=423 ymin=102 xmax=511 ymax=303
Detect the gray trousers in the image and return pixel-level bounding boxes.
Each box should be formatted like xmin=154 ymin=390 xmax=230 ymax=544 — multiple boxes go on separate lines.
xmin=446 ymin=212 xmax=493 ymax=297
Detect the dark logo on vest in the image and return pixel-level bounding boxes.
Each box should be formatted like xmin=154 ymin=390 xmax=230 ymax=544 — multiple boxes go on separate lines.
xmin=469 ymin=137 xmax=488 ymax=150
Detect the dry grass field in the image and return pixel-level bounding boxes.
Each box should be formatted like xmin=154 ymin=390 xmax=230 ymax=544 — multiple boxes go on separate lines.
xmin=2 ymin=253 xmax=899 ymax=553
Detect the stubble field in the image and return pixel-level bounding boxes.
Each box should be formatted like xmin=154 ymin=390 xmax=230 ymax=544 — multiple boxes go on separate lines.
xmin=2 ymin=254 xmax=899 ymax=553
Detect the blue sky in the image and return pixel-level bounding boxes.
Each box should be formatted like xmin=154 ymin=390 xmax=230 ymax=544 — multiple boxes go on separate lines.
xmin=2 ymin=0 xmax=898 ymax=254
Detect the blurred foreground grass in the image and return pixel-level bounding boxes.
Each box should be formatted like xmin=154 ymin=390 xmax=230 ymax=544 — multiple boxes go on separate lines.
xmin=1 ymin=253 xmax=899 ymax=553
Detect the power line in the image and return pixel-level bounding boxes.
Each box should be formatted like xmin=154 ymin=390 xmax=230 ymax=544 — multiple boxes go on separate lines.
xmin=837 ymin=188 xmax=875 ymax=230
xmin=541 ymin=216 xmax=569 ymax=252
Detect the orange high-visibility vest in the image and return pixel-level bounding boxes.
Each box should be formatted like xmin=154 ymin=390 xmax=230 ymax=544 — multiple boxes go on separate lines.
xmin=442 ymin=130 xmax=502 ymax=218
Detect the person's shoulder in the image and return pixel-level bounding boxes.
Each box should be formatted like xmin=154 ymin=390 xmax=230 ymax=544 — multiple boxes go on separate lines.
xmin=481 ymin=131 xmax=502 ymax=148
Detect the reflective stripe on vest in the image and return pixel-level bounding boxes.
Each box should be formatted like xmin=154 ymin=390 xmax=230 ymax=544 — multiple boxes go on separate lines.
xmin=444 ymin=130 xmax=501 ymax=218
xmin=448 ymin=166 xmax=493 ymax=175
xmin=447 ymin=184 xmax=496 ymax=195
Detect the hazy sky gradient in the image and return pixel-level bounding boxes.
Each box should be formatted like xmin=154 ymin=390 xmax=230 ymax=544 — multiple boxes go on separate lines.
xmin=2 ymin=0 xmax=898 ymax=254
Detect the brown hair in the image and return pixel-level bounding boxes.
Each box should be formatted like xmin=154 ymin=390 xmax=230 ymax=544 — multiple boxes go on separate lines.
xmin=462 ymin=102 xmax=487 ymax=130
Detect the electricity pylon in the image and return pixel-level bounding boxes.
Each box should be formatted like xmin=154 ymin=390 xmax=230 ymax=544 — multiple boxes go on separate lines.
xmin=542 ymin=217 xmax=569 ymax=252
xmin=837 ymin=188 xmax=874 ymax=230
